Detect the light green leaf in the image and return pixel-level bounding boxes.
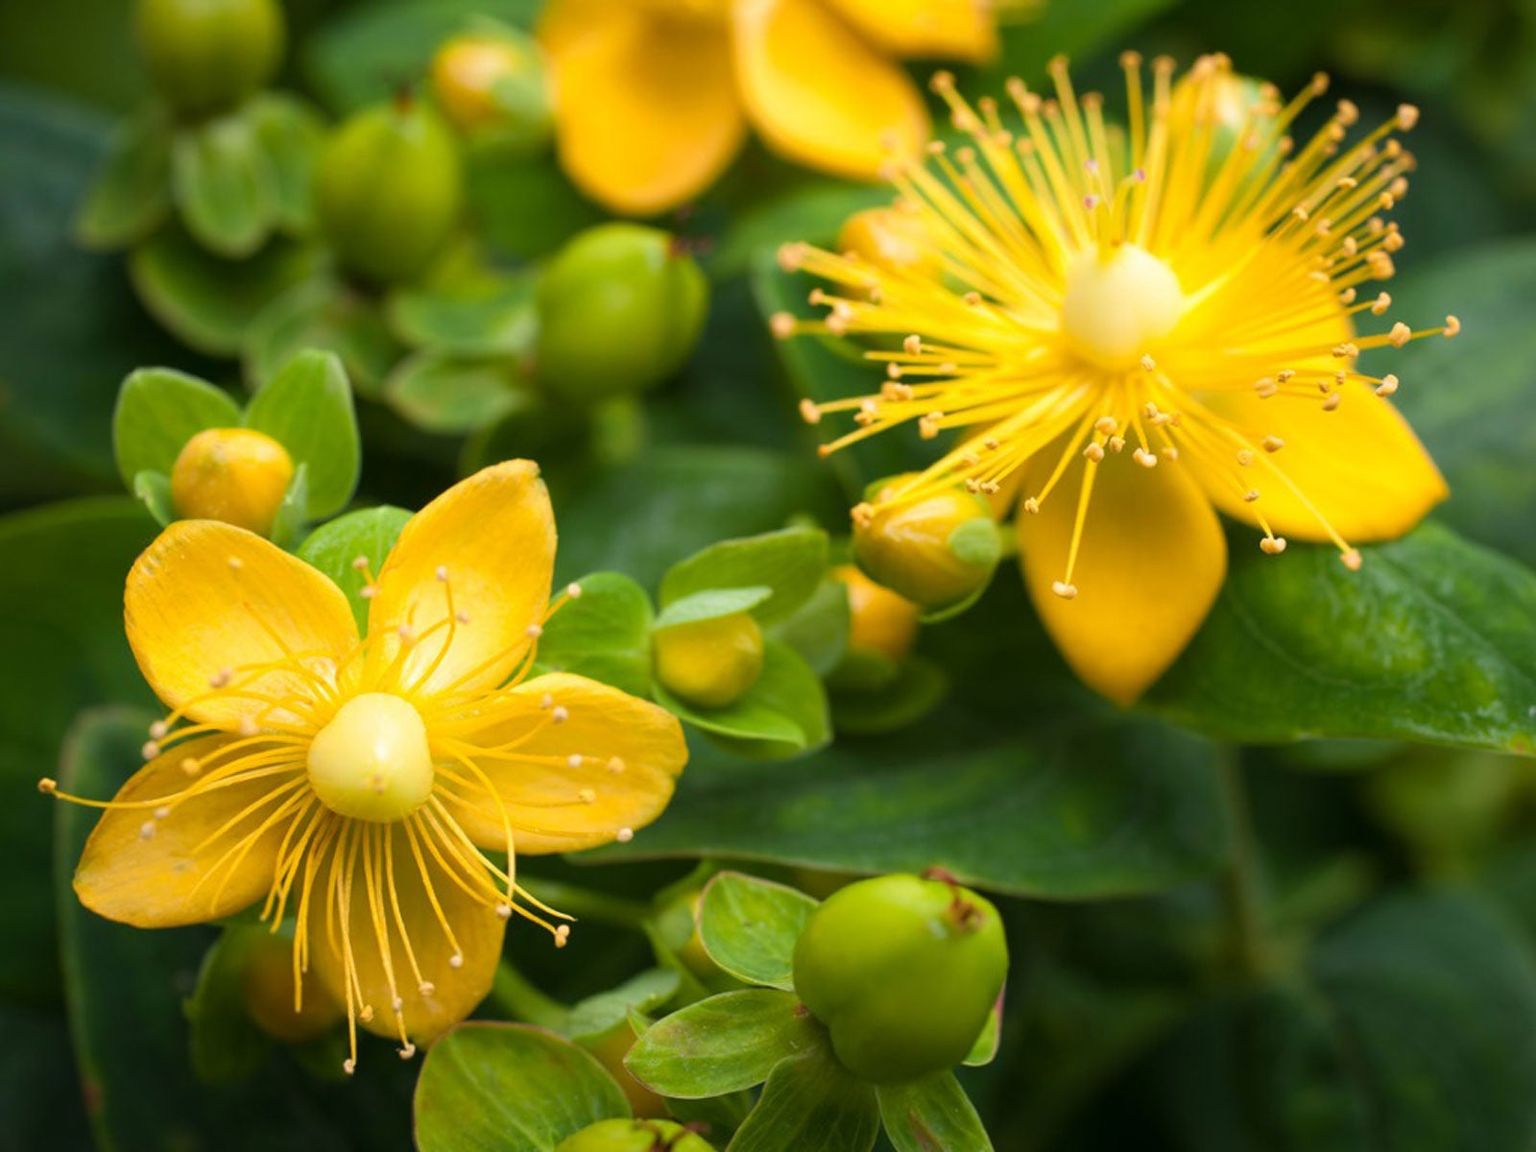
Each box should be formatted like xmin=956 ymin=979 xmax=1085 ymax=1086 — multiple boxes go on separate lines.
xmin=387 ymin=272 xmax=538 ymax=358
xmin=415 ymin=1023 xmax=630 ymax=1152
xmin=661 ymin=528 xmax=829 ymax=626
xmin=131 ymin=470 xmax=174 ymax=526
xmin=267 ymin=462 xmax=309 ymax=549
xmin=246 ymin=93 xmax=327 ymax=235
xmin=974 ymin=0 xmax=1177 ymax=86
xmin=962 ymin=996 xmax=1002 ymax=1068
xmin=245 ymin=279 xmax=403 ymax=398
xmin=653 ymin=587 xmax=773 ymax=632
xmin=244 ymin=348 xmax=360 ymax=518
xmin=171 ymin=112 xmax=276 ymax=258
xmin=697 ymin=872 xmax=818 ymax=992
xmin=727 ymin=1047 xmax=880 ymax=1152
xmin=563 ymin=969 xmax=681 ymax=1043
xmin=770 ymin=577 xmax=851 ymax=678
xmin=297 ymin=506 xmax=412 ymax=630
xmin=1149 ymin=524 xmax=1536 ymax=755
xmin=113 ymin=366 xmax=241 ymax=487
xmin=876 ymin=1073 xmax=993 ymax=1152
xmin=655 ymin=641 xmax=830 ymax=758
xmin=626 ymin=989 xmax=818 ymax=1099
xmin=532 ymin=571 xmax=655 ymax=698
xmin=467 ymin=153 xmax=605 ymax=261
xmin=75 ymin=108 xmax=171 ymax=250
xmin=384 ymin=352 xmax=530 ymax=435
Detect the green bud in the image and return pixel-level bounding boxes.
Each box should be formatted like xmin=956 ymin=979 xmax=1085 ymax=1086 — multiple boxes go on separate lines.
xmin=852 ymin=477 xmax=1001 ymax=614
xmin=536 ymin=223 xmax=709 ymax=404
xmin=316 ymin=96 xmax=464 ymax=285
xmin=135 ymin=0 xmax=285 ymax=117
xmin=653 ymin=612 xmax=763 ymax=710
xmin=792 ymin=872 xmax=1008 ymax=1084
xmin=555 ymin=1119 xmax=716 ymax=1152
xmin=431 ymin=29 xmax=553 ymax=150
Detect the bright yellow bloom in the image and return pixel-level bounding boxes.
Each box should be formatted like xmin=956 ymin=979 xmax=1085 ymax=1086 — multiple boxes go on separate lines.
xmin=44 ymin=461 xmax=686 ymax=1069
xmin=777 ymin=55 xmax=1457 ymax=704
xmin=537 ymin=0 xmax=1019 ymax=215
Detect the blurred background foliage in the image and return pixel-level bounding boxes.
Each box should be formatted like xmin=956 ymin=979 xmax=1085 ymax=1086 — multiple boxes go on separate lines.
xmin=5 ymin=0 xmax=1536 ymax=1149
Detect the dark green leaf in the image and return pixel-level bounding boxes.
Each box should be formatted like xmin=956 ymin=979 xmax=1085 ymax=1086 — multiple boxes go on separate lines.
xmin=414 ymin=1023 xmax=629 ymax=1152
xmin=710 ymin=180 xmax=887 ymax=280
xmin=831 ymin=658 xmax=948 ymax=737
xmin=186 ymin=928 xmax=269 ymax=1084
xmin=244 ymin=348 xmax=360 ymax=518
xmin=876 ymin=1073 xmax=993 ymax=1152
xmin=532 ymin=571 xmax=655 ymax=698
xmin=655 ymin=641 xmax=830 ymax=757
xmin=113 ymin=366 xmax=240 ymax=486
xmin=171 ymin=113 xmax=277 ymax=259
xmin=75 ymin=108 xmax=171 ymax=250
xmin=626 ymin=989 xmax=818 ymax=1099
xmin=268 ymin=462 xmax=309 ymax=549
xmin=384 ymin=352 xmax=530 ymax=435
xmin=467 ymin=154 xmax=605 ymax=262
xmin=245 ymin=280 xmax=403 ymax=398
xmin=297 ymin=506 xmax=412 ymax=631
xmin=697 ymin=872 xmax=817 ymax=992
xmin=563 ymin=970 xmax=681 ymax=1043
xmin=974 ymin=0 xmax=1178 ymax=86
xmin=653 ymin=587 xmax=773 ymax=632
xmin=246 ymin=94 xmax=326 ymax=236
xmin=727 ymin=1047 xmax=880 ymax=1152
xmin=386 ymin=273 xmax=538 ymax=358
xmin=661 ymin=528 xmax=828 ymax=626
xmin=1150 ymin=524 xmax=1536 ymax=755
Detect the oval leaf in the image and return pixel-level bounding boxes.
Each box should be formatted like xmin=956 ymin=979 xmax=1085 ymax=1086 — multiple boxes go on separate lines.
xmin=297 ymin=506 xmax=412 ymax=631
xmin=626 ymin=989 xmax=816 ymax=1099
xmin=532 ymin=571 xmax=655 ymax=698
xmin=654 ymin=587 xmax=773 ymax=632
xmin=75 ymin=109 xmax=171 ymax=250
xmin=727 ymin=1047 xmax=880 ymax=1152
xmin=244 ymin=348 xmax=360 ymax=518
xmin=876 ymin=1073 xmax=994 ymax=1152
xmin=171 ymin=113 xmax=276 ymax=259
xmin=697 ymin=872 xmax=818 ymax=992
xmin=113 ymin=367 xmax=241 ymax=487
xmin=661 ymin=527 xmax=829 ymax=626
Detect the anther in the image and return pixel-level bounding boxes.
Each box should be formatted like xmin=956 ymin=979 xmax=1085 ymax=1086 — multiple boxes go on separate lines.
xmin=1259 ymin=537 xmax=1287 ymax=555
xmin=1094 ymin=417 xmax=1118 ymax=435
xmin=578 ymin=788 xmax=597 ymax=804
xmin=1396 ymin=104 xmax=1420 ymax=130
xmin=37 ymin=778 xmax=56 ymax=794
xmin=1341 ymin=549 xmax=1363 ymax=571
xmin=227 ymin=557 xmax=243 ymax=571
xmin=770 ymin=312 xmax=796 ymax=339
xmin=1051 ymin=581 xmax=1078 ymax=600
xmin=238 ymin=717 xmax=258 ymax=737
xmin=904 ymin=334 xmax=922 ymax=355
xmin=551 ymin=706 xmax=569 ymax=724
xmin=449 ymin=954 xmax=464 ymax=969
xmin=1262 ymin=436 xmax=1285 ymax=453
xmin=1133 ymin=448 xmax=1158 ymax=468
xmin=616 ymin=827 xmax=634 ymax=843
xmin=1254 ymin=378 xmax=1278 ymax=399
xmin=351 ymin=556 xmax=369 ymax=572
xmin=567 ymin=582 xmax=583 ymax=599
xmin=399 ymin=1044 xmax=416 ymax=1060
xmin=607 ymin=757 xmax=626 ymax=774
xmin=1372 ymin=292 xmax=1391 ymax=315
xmin=1376 ymin=374 xmax=1400 ymax=397
xmin=435 ymin=565 xmax=449 ymax=582
xmin=554 ymin=925 xmax=571 ymax=948
xmin=1140 ymin=354 xmax=1157 ymax=372
xmin=496 ymin=903 xmax=512 ymax=920
xmin=397 ymin=624 xmax=415 ymax=644
xmin=1242 ymin=489 xmax=1261 ymax=503
xmin=359 ymin=585 xmax=377 ymax=600
xmin=343 ymin=1059 xmax=356 ymax=1076
xmin=456 ymin=610 xmax=470 ymax=624
xmin=359 ymin=1006 xmax=374 ymax=1023
xmin=149 ymin=720 xmax=168 ymax=740
xmin=567 ymin=754 xmax=582 ymax=768
xmin=141 ymin=741 xmax=161 ymax=760
xmin=139 ymin=820 xmax=156 ymax=840
xmin=1083 ymin=443 xmax=1105 ymax=463
xmin=419 ymin=981 xmax=436 ymax=996
xmin=181 ymin=757 xmax=200 ymax=776
xmin=1388 ymin=322 xmax=1412 ymax=348
xmin=1444 ymin=315 xmax=1461 ymax=337
xmin=1323 ymin=393 xmax=1341 ymax=411
xmin=1023 ymin=497 xmax=1040 ymax=514
xmin=525 ymin=624 xmax=543 ymax=639
xmin=209 ymin=669 xmax=231 ymax=688
xmin=539 ymin=693 xmax=553 ymax=710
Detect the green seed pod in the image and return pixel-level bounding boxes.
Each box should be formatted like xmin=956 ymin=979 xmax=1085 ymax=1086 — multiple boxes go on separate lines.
xmin=851 ymin=476 xmax=1001 ymax=614
xmin=135 ymin=0 xmax=285 ymax=117
xmin=316 ymin=97 xmax=464 ymax=286
xmin=653 ymin=612 xmax=763 ymax=710
xmin=792 ymin=872 xmax=1008 ymax=1084
xmin=536 ymin=223 xmax=709 ymax=404
xmin=555 ymin=1118 xmax=716 ymax=1152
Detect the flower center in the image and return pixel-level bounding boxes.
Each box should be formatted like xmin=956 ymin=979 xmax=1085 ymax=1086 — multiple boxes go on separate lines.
xmin=1060 ymin=243 xmax=1184 ymax=372
xmin=307 ymin=693 xmax=434 ymax=822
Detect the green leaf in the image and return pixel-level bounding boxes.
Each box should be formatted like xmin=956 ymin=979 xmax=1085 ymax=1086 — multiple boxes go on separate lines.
xmin=113 ymin=366 xmax=241 ymax=488
xmin=244 ymin=348 xmax=361 ymax=518
xmin=710 ymin=180 xmax=887 ymax=280
xmin=387 ymin=272 xmax=538 ymax=358
xmin=532 ymin=571 xmax=655 ymax=698
xmin=661 ymin=528 xmax=829 ymax=626
xmin=467 ymin=154 xmax=605 ymax=261
xmin=770 ymin=577 xmax=851 ymax=678
xmin=245 ymin=280 xmax=403 ymax=398
xmin=655 ymin=641 xmax=830 ymax=758
xmin=131 ymin=469 xmax=175 ymax=526
xmin=246 ymin=93 xmax=326 ymax=236
xmin=267 ymin=462 xmax=309 ymax=549
xmin=563 ymin=969 xmax=681 ymax=1043
xmin=1149 ymin=524 xmax=1536 ymax=755
xmin=653 ymin=587 xmax=773 ymax=632
xmin=171 ymin=112 xmax=277 ymax=259
xmin=697 ymin=872 xmax=817 ymax=992
xmin=384 ymin=352 xmax=530 ymax=435
xmin=727 ymin=1047 xmax=880 ymax=1152
xmin=185 ymin=927 xmax=269 ymax=1085
xmin=415 ymin=1023 xmax=630 ymax=1152
xmin=626 ymin=989 xmax=818 ymax=1099
xmin=962 ymin=996 xmax=1001 ymax=1068
xmin=128 ymin=226 xmax=325 ymax=357
xmin=876 ymin=1073 xmax=993 ymax=1152
xmin=973 ymin=0 xmax=1177 ymax=86
xmin=831 ymin=658 xmax=948 ymax=737
xmin=297 ymin=506 xmax=412 ymax=631
xmin=75 ymin=108 xmax=172 ymax=250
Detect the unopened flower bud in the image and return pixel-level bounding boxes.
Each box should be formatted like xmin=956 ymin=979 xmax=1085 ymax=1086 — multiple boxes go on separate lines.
xmin=833 ymin=564 xmax=919 ymax=663
xmin=241 ymin=929 xmax=343 ymax=1044
xmin=430 ymin=29 xmax=552 ymax=149
xmin=852 ymin=477 xmax=1001 ymax=613
xmin=653 ymin=612 xmax=763 ymax=710
xmin=170 ymin=427 xmax=293 ymax=536
xmin=556 ymin=1119 xmax=716 ymax=1152
xmin=837 ymin=206 xmax=940 ymax=277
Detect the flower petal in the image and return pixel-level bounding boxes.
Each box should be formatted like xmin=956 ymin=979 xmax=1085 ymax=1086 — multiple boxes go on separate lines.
xmin=126 ymin=521 xmax=358 ymax=728
xmin=1018 ymin=450 xmax=1227 ymax=705
xmin=439 ymin=673 xmax=687 ymax=856
xmin=365 ymin=461 xmax=555 ymax=701
xmin=543 ymin=7 xmax=746 ymax=215
xmin=73 ymin=735 xmax=298 ymax=928
xmin=734 ymin=0 xmax=930 ymax=182
xmin=1189 ymin=381 xmax=1447 ymax=542
xmin=820 ymin=0 xmax=997 ymax=62
xmin=304 ymin=822 xmax=506 ymax=1046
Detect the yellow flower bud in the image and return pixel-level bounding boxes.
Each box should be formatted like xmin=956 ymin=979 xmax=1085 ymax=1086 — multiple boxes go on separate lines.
xmin=852 ymin=478 xmax=1001 ymax=613
xmin=837 ymin=206 xmax=940 ymax=277
xmin=653 ymin=612 xmax=764 ymax=710
xmin=170 ymin=427 xmax=294 ymax=536
xmin=833 ymin=565 xmax=919 ymax=663
xmin=241 ymin=929 xmax=343 ymax=1044
xmin=431 ymin=32 xmax=551 ymax=144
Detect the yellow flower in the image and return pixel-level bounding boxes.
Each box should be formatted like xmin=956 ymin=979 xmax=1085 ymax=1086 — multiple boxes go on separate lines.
xmin=777 ymin=55 xmax=1457 ymax=705
xmin=43 ymin=461 xmax=687 ymax=1069
xmin=537 ymin=0 xmax=1020 ymax=215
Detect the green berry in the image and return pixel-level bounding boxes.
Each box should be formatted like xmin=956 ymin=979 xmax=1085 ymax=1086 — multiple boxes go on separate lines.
xmin=316 ymin=97 xmax=464 ymax=285
xmin=135 ymin=0 xmax=285 ymax=117
xmin=536 ymin=224 xmax=708 ymax=403
xmin=792 ymin=872 xmax=1008 ymax=1084
xmin=555 ymin=1118 xmax=716 ymax=1152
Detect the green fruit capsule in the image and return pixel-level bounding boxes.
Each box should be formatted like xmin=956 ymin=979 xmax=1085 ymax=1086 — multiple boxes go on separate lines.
xmin=792 ymin=872 xmax=1007 ymax=1084
xmin=316 ymin=97 xmax=464 ymax=285
xmin=653 ymin=612 xmax=763 ymax=710
xmin=135 ymin=0 xmax=285 ymax=117
xmin=555 ymin=1118 xmax=716 ymax=1152
xmin=536 ymin=223 xmax=709 ymax=404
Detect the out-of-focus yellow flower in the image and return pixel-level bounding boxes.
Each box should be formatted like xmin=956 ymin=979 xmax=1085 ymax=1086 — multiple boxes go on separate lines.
xmin=538 ymin=0 xmax=1025 ymax=215
xmin=44 ymin=462 xmax=686 ymax=1070
xmin=778 ymin=55 xmax=1457 ymax=704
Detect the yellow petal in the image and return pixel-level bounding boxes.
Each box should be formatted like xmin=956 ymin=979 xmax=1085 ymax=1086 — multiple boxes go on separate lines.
xmin=1018 ymin=450 xmax=1227 ymax=705
xmin=734 ymin=0 xmax=930 ymax=181
xmin=544 ymin=7 xmax=745 ymax=215
xmin=365 ymin=462 xmax=555 ymax=701
xmin=821 ymin=0 xmax=997 ymax=62
xmin=537 ymin=0 xmax=623 ymax=56
xmin=73 ymin=735 xmax=296 ymax=928
xmin=440 ymin=673 xmax=687 ymax=856
xmin=304 ymin=822 xmax=506 ymax=1046
xmin=126 ymin=521 xmax=358 ymax=728
xmin=1189 ymin=381 xmax=1447 ymax=542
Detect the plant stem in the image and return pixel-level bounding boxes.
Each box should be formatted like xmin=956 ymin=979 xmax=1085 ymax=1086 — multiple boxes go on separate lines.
xmin=522 ymin=876 xmax=651 ymax=930
xmin=490 ymin=962 xmax=568 ymax=1029
xmin=1217 ymin=748 xmax=1268 ymax=978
